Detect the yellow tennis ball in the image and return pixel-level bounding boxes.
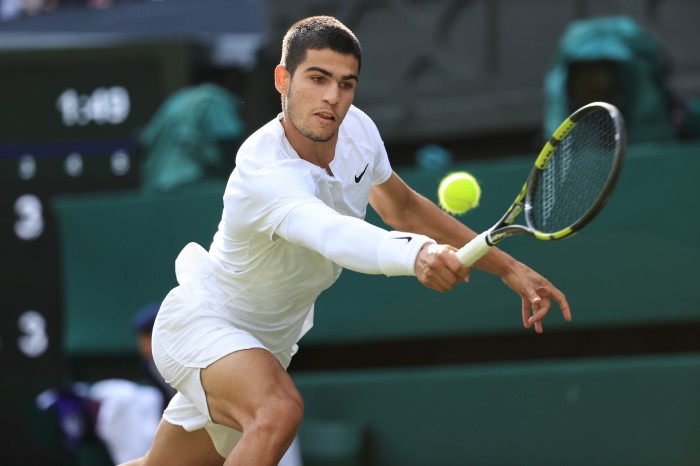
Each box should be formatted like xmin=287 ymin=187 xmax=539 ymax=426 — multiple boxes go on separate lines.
xmin=438 ymin=171 xmax=481 ymax=215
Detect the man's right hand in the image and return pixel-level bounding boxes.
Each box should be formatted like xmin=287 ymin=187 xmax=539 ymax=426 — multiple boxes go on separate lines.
xmin=414 ymin=243 xmax=471 ymax=292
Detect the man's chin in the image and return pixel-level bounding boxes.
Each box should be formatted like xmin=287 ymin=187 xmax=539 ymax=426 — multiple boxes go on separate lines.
xmin=304 ymin=130 xmax=335 ymax=143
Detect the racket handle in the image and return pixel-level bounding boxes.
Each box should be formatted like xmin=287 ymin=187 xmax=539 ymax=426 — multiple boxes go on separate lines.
xmin=456 ymin=230 xmax=493 ymax=266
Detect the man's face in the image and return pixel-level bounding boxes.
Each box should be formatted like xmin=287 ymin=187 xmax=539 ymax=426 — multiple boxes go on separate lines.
xmin=279 ymin=48 xmax=359 ymax=143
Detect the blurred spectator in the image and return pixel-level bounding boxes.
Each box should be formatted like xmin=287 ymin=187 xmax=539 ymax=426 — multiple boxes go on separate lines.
xmin=2 ymin=0 xmax=156 ymax=21
xmin=35 ymin=382 xmax=96 ymax=457
xmin=88 ymin=0 xmax=113 ymax=8
xmin=20 ymin=0 xmax=47 ymax=15
xmin=130 ymin=301 xmax=177 ymax=405
xmin=544 ymin=16 xmax=700 ymax=144
xmin=88 ymin=379 xmax=163 ymax=464
xmin=36 ymin=302 xmax=175 ymax=465
xmin=36 ymin=301 xmax=303 ymax=465
xmin=89 ymin=302 xmax=175 ymax=464
xmin=0 ymin=0 xmax=23 ymax=21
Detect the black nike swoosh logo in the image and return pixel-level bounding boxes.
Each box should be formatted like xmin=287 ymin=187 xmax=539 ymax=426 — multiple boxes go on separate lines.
xmin=354 ymin=163 xmax=369 ymax=183
xmin=392 ymin=236 xmax=413 ymax=243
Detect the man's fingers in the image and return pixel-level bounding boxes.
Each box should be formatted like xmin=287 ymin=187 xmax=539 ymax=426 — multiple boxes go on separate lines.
xmin=435 ymin=251 xmax=470 ymax=290
xmin=552 ymin=288 xmax=572 ymax=321
xmin=521 ymin=297 xmax=531 ymax=329
xmin=525 ymin=294 xmax=550 ymax=334
xmin=528 ymin=296 xmax=549 ymax=323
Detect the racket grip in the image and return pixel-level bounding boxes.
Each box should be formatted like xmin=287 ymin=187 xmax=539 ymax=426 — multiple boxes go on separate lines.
xmin=456 ymin=230 xmax=493 ymax=266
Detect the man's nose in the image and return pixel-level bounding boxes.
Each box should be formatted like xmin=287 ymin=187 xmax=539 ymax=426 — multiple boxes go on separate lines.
xmin=323 ymin=85 xmax=340 ymax=104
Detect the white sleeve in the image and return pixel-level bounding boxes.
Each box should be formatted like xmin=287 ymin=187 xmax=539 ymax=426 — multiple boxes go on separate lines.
xmin=277 ymin=200 xmax=435 ymax=276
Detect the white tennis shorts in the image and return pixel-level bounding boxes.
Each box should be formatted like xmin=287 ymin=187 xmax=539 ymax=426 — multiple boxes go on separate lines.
xmin=151 ymin=278 xmax=267 ymax=457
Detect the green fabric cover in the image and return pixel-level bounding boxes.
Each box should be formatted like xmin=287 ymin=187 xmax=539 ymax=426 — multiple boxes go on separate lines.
xmin=544 ymin=16 xmax=700 ymax=143
xmin=139 ymin=83 xmax=245 ymax=193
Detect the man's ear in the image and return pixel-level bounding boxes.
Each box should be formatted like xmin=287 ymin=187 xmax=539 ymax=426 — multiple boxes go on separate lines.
xmin=274 ymin=65 xmax=290 ymax=96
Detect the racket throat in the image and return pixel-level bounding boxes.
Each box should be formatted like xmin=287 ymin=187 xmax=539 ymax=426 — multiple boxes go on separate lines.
xmin=503 ymin=202 xmax=525 ymax=225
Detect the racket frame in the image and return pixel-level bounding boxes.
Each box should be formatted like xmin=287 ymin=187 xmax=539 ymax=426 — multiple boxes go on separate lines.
xmin=456 ymin=101 xmax=626 ymax=266
xmin=525 ymin=101 xmax=626 ymax=241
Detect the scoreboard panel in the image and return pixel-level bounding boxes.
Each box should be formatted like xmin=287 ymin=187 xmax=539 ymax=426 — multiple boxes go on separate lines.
xmin=0 ymin=40 xmax=191 ymax=376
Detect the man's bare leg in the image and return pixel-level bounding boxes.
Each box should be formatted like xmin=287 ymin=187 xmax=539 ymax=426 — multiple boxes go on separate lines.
xmin=118 ymin=420 xmax=224 ymax=466
xmin=201 ymin=348 xmax=304 ymax=466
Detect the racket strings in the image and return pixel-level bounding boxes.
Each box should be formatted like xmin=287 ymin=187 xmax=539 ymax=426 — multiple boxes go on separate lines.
xmin=531 ymin=110 xmax=617 ymax=233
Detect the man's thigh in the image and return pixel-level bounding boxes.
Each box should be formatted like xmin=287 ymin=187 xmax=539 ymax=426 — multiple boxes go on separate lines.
xmin=201 ymin=348 xmax=303 ymax=431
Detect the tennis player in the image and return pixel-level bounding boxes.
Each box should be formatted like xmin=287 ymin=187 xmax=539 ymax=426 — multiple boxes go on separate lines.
xmin=120 ymin=15 xmax=571 ymax=466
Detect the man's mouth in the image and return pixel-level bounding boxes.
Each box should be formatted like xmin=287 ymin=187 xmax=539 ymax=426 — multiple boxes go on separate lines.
xmin=315 ymin=111 xmax=336 ymax=123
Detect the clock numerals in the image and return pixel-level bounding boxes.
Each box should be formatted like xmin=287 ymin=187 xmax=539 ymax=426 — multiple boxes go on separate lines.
xmin=56 ymin=86 xmax=131 ymax=127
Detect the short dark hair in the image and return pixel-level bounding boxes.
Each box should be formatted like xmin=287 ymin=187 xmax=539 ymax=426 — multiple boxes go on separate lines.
xmin=281 ymin=16 xmax=362 ymax=76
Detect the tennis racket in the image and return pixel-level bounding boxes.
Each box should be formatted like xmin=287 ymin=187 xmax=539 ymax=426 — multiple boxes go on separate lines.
xmin=457 ymin=101 xmax=626 ymax=266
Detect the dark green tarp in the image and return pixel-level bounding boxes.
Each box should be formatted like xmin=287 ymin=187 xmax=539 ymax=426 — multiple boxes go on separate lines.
xmin=139 ymin=83 xmax=245 ymax=193
xmin=544 ymin=16 xmax=700 ymax=143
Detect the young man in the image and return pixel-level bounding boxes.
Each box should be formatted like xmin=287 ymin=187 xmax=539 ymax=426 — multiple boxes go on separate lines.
xmin=121 ymin=15 xmax=571 ymax=466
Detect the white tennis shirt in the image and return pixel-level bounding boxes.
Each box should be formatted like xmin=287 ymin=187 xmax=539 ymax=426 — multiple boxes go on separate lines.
xmin=169 ymin=105 xmax=434 ymax=368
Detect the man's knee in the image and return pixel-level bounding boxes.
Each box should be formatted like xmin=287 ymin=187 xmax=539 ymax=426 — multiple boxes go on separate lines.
xmin=269 ymin=394 xmax=304 ymax=428
xmin=254 ymin=394 xmax=304 ymax=439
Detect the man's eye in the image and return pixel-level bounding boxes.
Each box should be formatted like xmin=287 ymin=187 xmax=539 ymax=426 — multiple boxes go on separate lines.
xmin=311 ymin=76 xmax=324 ymax=83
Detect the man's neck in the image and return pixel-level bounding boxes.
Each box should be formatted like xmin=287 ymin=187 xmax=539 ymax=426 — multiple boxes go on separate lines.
xmin=280 ymin=116 xmax=337 ymax=170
